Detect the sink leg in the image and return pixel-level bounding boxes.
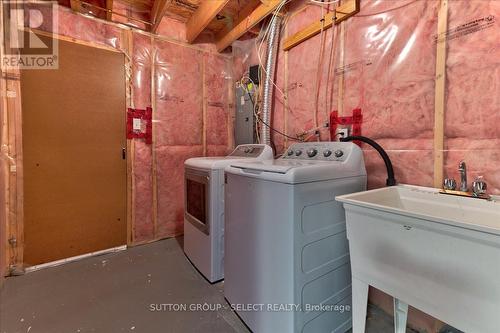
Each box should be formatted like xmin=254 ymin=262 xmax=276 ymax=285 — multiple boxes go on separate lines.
xmin=352 ymin=277 xmax=369 ymax=333
xmin=393 ymin=298 xmax=408 ymax=333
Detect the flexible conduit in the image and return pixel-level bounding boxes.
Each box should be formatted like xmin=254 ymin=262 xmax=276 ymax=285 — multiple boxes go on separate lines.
xmin=260 ymin=16 xmax=282 ymax=146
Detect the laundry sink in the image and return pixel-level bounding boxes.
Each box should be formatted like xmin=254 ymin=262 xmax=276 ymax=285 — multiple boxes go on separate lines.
xmin=336 ymin=185 xmax=500 ymax=333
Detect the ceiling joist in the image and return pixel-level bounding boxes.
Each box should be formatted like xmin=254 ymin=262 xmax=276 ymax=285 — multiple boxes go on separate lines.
xmin=69 ymin=0 xmax=82 ymax=13
xmin=106 ymin=0 xmax=113 ymax=20
xmin=186 ymin=0 xmax=230 ymax=43
xmin=215 ymin=0 xmax=282 ymax=52
xmin=150 ymin=0 xmax=172 ymax=33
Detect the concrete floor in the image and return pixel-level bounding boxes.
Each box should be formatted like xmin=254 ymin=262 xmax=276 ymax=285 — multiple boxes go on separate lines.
xmin=1 ymin=238 xmax=410 ymax=333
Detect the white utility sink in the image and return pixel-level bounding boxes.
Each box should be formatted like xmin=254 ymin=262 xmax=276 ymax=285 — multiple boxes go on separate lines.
xmin=336 ymin=185 xmax=500 ymax=333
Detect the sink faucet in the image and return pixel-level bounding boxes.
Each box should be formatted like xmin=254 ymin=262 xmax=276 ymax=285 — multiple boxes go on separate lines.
xmin=459 ymin=161 xmax=467 ymax=192
xmin=442 ymin=161 xmax=490 ymax=200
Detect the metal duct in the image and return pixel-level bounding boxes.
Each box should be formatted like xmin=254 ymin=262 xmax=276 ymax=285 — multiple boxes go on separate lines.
xmin=260 ymin=16 xmax=282 ymax=146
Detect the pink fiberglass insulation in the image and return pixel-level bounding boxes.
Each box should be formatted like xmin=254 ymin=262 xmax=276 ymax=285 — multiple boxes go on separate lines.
xmin=444 ymin=0 xmax=500 ymax=194
xmin=156 ymin=145 xmax=203 ymax=238
xmin=155 ymin=15 xmax=222 ymax=53
xmin=153 ymin=38 xmax=204 ymax=238
xmin=287 ymin=5 xmax=335 ymax=143
xmin=154 ymin=39 xmax=204 ymax=146
xmin=271 ymin=0 xmax=500 ymax=194
xmin=286 ymin=12 xmax=320 ymax=138
xmin=232 ymin=1 xmax=439 ymax=189
xmin=205 ymin=53 xmax=233 ymax=150
xmin=58 ymin=9 xmax=121 ymax=49
xmin=153 ymin=37 xmax=236 ymax=240
xmin=154 ymin=38 xmax=234 ymax=237
xmin=111 ymin=1 xmax=150 ymax=31
xmin=232 ymin=39 xmax=261 ymax=81
xmin=156 ymin=17 xmax=187 ymax=43
xmin=341 ymin=0 xmax=438 ymax=189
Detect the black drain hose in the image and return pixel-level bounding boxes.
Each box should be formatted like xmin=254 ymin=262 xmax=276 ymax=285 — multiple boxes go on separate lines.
xmin=340 ymin=135 xmax=397 ymax=186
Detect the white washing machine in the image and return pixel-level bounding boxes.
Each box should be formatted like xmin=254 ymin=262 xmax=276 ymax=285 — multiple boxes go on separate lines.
xmin=183 ymin=144 xmax=273 ymax=283
xmin=224 ymin=142 xmax=366 ymax=333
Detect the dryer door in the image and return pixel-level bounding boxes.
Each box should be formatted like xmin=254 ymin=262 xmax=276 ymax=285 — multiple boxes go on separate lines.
xmin=185 ymin=168 xmax=210 ymax=235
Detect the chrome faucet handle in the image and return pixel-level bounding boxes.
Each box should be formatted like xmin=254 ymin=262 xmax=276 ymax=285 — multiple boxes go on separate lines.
xmin=443 ymin=178 xmax=457 ymax=190
xmin=458 ymin=160 xmax=468 ymax=192
xmin=472 ymin=176 xmax=487 ymax=196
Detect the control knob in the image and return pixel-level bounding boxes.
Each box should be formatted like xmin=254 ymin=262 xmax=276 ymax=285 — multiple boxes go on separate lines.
xmin=287 ymin=150 xmax=294 ymax=156
xmin=323 ymin=149 xmax=332 ymax=157
xmin=334 ymin=150 xmax=344 ymax=158
xmin=295 ymin=150 xmax=302 ymax=156
xmin=306 ymin=148 xmax=318 ymax=157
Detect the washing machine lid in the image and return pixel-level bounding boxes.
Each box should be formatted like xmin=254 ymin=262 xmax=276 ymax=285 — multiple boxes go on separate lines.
xmin=185 ymin=144 xmax=273 ymax=170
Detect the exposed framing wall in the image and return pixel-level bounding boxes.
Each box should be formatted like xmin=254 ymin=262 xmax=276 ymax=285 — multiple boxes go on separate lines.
xmin=1 ymin=5 xmax=234 ymax=274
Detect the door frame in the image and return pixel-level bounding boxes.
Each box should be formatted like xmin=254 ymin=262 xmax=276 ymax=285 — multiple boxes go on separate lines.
xmin=1 ymin=30 xmax=134 ymax=275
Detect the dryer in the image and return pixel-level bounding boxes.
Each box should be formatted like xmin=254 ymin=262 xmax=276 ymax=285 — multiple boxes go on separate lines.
xmin=224 ymin=142 xmax=366 ymax=333
xmin=183 ymin=144 xmax=273 ymax=283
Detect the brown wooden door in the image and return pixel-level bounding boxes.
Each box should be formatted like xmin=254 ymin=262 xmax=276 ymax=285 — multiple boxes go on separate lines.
xmin=21 ymin=37 xmax=127 ymax=266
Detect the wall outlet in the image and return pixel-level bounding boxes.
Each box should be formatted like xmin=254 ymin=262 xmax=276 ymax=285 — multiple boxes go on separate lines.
xmin=336 ymin=127 xmax=349 ymax=139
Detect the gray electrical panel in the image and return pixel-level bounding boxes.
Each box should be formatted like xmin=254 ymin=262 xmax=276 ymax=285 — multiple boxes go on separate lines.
xmin=235 ymin=86 xmax=256 ymax=145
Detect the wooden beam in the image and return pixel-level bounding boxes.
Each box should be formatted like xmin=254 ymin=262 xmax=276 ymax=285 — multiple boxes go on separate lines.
xmin=106 ymin=0 xmax=113 ymax=21
xmin=150 ymin=36 xmax=158 ymax=238
xmin=202 ymin=57 xmax=207 ymax=156
xmin=282 ymin=0 xmax=359 ymax=51
xmin=337 ymin=20 xmax=345 ymax=115
xmin=186 ymin=0 xmax=230 ymax=43
xmin=150 ymin=0 xmax=171 ymax=33
xmin=69 ymin=0 xmax=82 ymax=13
xmin=215 ymin=0 xmax=282 ymax=52
xmin=433 ymin=0 xmax=448 ymax=187
xmin=216 ymin=0 xmax=261 ymax=36
xmin=122 ymin=29 xmax=135 ymax=245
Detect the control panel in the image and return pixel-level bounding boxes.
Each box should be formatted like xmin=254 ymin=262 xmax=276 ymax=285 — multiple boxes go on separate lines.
xmin=282 ymin=142 xmax=350 ymax=162
xmin=229 ymin=144 xmax=269 ymax=158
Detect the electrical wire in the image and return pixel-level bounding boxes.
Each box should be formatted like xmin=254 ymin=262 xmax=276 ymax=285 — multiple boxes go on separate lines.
xmin=239 ymin=75 xmax=261 ymax=143
xmin=250 ymin=0 xmax=334 ymax=144
xmin=254 ymin=0 xmax=320 ymax=138
xmin=257 ymin=114 xmax=303 ymax=141
xmin=326 ymin=14 xmax=339 ymax=120
xmin=313 ymin=5 xmax=327 ymax=133
xmin=243 ymin=81 xmax=302 ymax=142
xmin=248 ymin=0 xmax=418 ymax=146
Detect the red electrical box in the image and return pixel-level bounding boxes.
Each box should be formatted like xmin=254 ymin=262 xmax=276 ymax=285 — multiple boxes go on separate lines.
xmin=127 ymin=107 xmax=152 ymax=144
xmin=329 ymin=108 xmax=363 ymax=145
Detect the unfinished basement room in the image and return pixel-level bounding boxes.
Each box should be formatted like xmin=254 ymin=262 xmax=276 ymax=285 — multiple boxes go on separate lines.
xmin=0 ymin=0 xmax=499 ymax=332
